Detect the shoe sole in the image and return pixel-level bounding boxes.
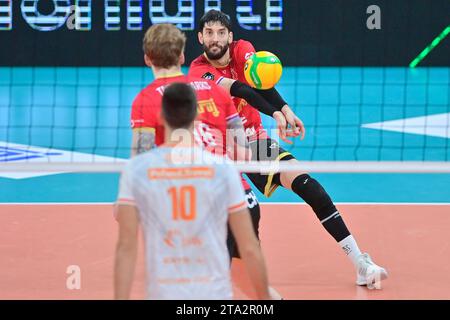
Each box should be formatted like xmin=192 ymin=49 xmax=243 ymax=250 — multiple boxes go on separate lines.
xmin=356 ymin=269 xmax=388 ymax=287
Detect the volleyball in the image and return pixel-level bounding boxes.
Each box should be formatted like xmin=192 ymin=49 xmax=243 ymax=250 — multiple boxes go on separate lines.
xmin=244 ymin=51 xmax=283 ymax=89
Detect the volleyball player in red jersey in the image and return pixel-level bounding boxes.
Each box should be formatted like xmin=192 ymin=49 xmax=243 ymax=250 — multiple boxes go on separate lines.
xmin=131 ymin=66 xmax=246 ymax=160
xmin=129 ymin=23 xmax=282 ymax=299
xmin=189 ymin=10 xmax=388 ymax=289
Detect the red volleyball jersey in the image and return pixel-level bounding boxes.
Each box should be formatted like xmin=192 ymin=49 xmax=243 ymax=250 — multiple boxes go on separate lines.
xmin=189 ymin=40 xmax=268 ymax=142
xmin=130 ymin=74 xmax=251 ymax=190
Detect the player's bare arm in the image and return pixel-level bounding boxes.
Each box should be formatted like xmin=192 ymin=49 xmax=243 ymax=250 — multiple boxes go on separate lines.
xmin=114 ymin=204 xmax=139 ymax=300
xmin=229 ymin=208 xmax=271 ymax=300
xmin=217 ymin=77 xmax=294 ymax=143
xmin=253 ymin=86 xmax=306 ymax=140
xmin=131 ymin=128 xmax=156 ymax=156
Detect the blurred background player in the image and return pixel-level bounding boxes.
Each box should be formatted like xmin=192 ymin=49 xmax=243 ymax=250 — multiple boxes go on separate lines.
xmin=129 ymin=23 xmax=281 ymax=298
xmin=189 ymin=10 xmax=388 ymax=288
xmin=114 ymin=82 xmax=271 ymax=299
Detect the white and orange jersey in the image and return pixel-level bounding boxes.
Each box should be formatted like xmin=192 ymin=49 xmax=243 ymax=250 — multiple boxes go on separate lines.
xmin=116 ymin=146 xmax=247 ymax=300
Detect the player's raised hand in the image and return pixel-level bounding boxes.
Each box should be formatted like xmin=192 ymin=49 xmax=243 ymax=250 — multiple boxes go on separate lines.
xmin=281 ymin=105 xmax=306 ymax=140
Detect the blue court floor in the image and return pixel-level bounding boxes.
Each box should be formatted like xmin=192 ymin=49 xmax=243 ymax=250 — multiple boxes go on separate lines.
xmin=0 ymin=67 xmax=449 ymax=203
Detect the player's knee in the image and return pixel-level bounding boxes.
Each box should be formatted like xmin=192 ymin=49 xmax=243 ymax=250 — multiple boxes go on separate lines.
xmin=291 ymin=174 xmax=337 ymax=219
xmin=280 ymin=170 xmax=309 ymax=190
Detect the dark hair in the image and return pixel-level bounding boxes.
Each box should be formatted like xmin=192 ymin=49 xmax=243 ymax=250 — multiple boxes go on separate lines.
xmin=162 ymin=83 xmax=198 ymax=129
xmin=198 ymin=10 xmax=232 ymax=32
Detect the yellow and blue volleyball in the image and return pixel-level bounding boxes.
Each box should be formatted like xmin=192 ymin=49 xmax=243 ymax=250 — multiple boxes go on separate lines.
xmin=244 ymin=51 xmax=283 ymax=89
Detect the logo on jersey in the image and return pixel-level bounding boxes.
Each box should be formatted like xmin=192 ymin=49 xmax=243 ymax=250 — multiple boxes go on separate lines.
xmin=236 ymin=99 xmax=248 ymax=113
xmin=130 ymin=119 xmax=144 ymax=128
xmin=163 ymin=229 xmax=203 ymax=249
xmin=246 ymin=190 xmax=259 ymax=209
xmin=245 ymin=52 xmax=255 ymax=60
xmin=201 ymin=72 xmax=215 ymax=81
xmin=197 ymin=98 xmax=220 ymax=117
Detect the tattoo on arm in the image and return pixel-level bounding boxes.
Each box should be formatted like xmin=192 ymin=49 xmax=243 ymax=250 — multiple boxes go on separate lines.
xmin=131 ymin=129 xmax=155 ymax=157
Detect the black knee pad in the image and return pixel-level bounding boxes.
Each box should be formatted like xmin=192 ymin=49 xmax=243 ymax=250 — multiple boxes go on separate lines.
xmin=291 ymin=174 xmax=337 ymax=220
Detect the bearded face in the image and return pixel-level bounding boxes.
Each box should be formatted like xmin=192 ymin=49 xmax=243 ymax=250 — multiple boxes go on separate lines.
xmin=203 ymin=41 xmax=230 ymax=60
xmin=199 ymin=22 xmax=232 ymax=61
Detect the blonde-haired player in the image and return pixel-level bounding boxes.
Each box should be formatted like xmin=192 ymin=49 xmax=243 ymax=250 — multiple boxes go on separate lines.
xmin=114 ymin=83 xmax=271 ymax=300
xmin=126 ymin=23 xmax=282 ymax=299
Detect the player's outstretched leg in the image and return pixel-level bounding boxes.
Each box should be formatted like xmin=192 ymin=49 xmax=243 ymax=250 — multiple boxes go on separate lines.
xmin=278 ymin=159 xmax=388 ymax=289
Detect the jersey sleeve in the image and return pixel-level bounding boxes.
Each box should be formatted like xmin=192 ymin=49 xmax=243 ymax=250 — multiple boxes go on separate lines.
xmin=130 ymin=92 xmax=157 ymax=129
xmin=233 ymin=40 xmax=256 ymax=86
xmin=235 ymin=40 xmax=256 ymax=65
xmin=116 ymin=162 xmax=136 ymax=207
xmin=224 ymin=164 xmax=247 ymax=214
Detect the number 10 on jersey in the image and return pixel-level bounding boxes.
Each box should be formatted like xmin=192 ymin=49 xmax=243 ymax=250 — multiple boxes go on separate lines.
xmin=168 ymin=185 xmax=197 ymax=221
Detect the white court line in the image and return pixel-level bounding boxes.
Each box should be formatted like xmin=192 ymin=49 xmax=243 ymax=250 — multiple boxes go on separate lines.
xmin=0 ymin=202 xmax=449 ymax=206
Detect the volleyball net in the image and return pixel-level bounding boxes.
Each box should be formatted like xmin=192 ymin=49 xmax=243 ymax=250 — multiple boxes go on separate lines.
xmin=1 ymin=66 xmax=449 ymax=174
